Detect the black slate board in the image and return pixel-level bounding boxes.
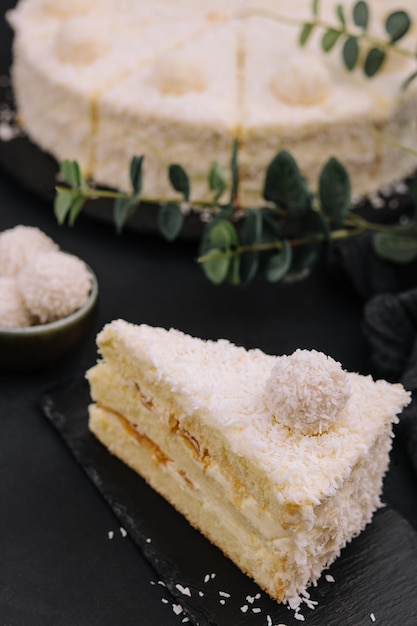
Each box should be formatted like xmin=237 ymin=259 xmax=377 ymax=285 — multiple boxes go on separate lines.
xmin=41 ymin=379 xmax=417 ymax=626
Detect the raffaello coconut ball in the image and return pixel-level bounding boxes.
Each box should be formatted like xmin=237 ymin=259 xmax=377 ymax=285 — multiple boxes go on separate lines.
xmin=0 ymin=225 xmax=58 ymax=278
xmin=17 ymin=250 xmax=92 ymax=323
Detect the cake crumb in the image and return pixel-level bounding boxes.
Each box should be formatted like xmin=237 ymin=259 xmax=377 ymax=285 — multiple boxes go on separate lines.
xmin=220 ymin=599 xmax=225 ymax=605
xmin=325 ymin=574 xmax=335 ymax=583
xmin=172 ymin=603 xmax=183 ymax=615
xmin=219 ymin=591 xmax=230 ymax=598
xmin=246 ymin=595 xmax=255 ymax=604
xmin=198 ymin=591 xmax=204 ymax=597
xmin=370 ymin=613 xmax=376 ymax=622
xmin=252 ymin=607 xmax=261 ymax=613
xmin=240 ymin=604 xmax=249 ymax=613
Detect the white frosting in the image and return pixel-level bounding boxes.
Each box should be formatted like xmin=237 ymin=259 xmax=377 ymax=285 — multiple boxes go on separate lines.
xmin=55 ymin=17 xmax=110 ymax=65
xmin=264 ymin=349 xmax=350 ymax=435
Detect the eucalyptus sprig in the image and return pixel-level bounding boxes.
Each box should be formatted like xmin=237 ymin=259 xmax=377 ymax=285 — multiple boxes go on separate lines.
xmin=245 ymin=0 xmax=416 ymax=84
xmin=54 ymin=139 xmax=417 ymax=286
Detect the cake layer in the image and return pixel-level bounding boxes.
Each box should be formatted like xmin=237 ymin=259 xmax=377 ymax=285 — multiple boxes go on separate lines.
xmin=86 ymin=320 xmax=410 ymax=607
xmin=8 ymin=0 xmax=417 ymax=203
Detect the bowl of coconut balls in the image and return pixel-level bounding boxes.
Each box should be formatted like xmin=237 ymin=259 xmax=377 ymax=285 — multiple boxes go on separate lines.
xmin=0 ymin=225 xmax=98 ymax=371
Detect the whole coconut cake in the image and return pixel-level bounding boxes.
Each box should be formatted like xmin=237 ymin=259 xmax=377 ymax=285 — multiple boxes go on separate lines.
xmin=7 ymin=0 xmax=417 ymax=204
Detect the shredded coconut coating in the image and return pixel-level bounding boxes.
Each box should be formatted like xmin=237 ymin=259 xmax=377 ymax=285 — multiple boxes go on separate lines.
xmin=17 ymin=251 xmax=92 ymax=323
xmin=0 ymin=225 xmax=58 ymax=278
xmin=0 ymin=277 xmax=32 ymax=328
xmin=265 ymin=349 xmax=351 ymax=435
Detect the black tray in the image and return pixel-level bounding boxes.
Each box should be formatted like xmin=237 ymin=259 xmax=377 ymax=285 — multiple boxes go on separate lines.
xmin=41 ymin=378 xmax=417 ymax=626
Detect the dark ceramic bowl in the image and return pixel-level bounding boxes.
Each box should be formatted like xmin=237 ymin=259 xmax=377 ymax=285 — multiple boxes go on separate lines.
xmin=0 ymin=267 xmax=99 ymax=372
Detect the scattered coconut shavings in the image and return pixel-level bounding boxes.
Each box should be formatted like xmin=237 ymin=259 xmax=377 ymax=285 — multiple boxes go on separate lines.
xmin=240 ymin=604 xmax=249 ymax=613
xmin=175 ymin=584 xmax=191 ymax=597
xmin=172 ymin=603 xmax=183 ymax=615
xmin=266 ymin=616 xmax=272 ymax=626
xmin=161 ymin=598 xmax=169 ymax=604
xmin=252 ymin=607 xmax=261 ymax=613
xmin=219 ymin=599 xmax=226 ymax=605
xmin=370 ymin=613 xmax=376 ymax=623
xmin=107 ymin=530 xmax=114 ymax=540
xmin=146 ymin=537 xmax=152 ymax=543
xmin=325 ymin=574 xmax=335 ymax=583
xmin=119 ymin=526 xmax=127 ymax=537
xmin=219 ymin=591 xmax=230 ymax=598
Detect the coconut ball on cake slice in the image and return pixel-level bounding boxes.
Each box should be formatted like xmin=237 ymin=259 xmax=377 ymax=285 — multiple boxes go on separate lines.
xmin=17 ymin=250 xmax=92 ymax=323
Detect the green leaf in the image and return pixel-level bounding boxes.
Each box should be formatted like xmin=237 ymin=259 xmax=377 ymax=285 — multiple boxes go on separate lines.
xmin=68 ymin=195 xmax=86 ymax=227
xmin=319 ymin=157 xmax=351 ymax=228
xmin=265 ymin=241 xmax=292 ymax=282
xmin=385 ymin=10 xmax=411 ymax=43
xmin=336 ymin=4 xmax=346 ymax=26
xmin=158 ymin=203 xmax=184 ymax=241
xmin=402 ymin=69 xmax=417 ymax=91
xmin=240 ymin=209 xmax=263 ymax=247
xmin=208 ymin=219 xmax=239 ymax=249
xmin=208 ymin=160 xmax=227 ymax=201
xmin=342 ymin=36 xmax=359 ymax=70
xmin=301 ymin=207 xmax=330 ymax=239
xmin=201 ymin=248 xmax=230 ymax=284
xmin=60 ymin=160 xmax=84 ymax=189
xmin=353 ymin=1 xmax=369 ymax=30
xmin=372 ymin=232 xmax=417 ymax=263
xmin=168 ymin=163 xmax=190 ymax=201
xmin=364 ymin=47 xmax=386 ymax=77
xmin=299 ymin=23 xmax=314 ymax=46
xmin=312 ymin=0 xmax=320 ymax=17
xmin=130 ymin=155 xmax=144 ymax=196
xmin=227 ymin=254 xmax=241 ymax=285
xmin=322 ymin=28 xmax=342 ymax=52
xmin=113 ymin=197 xmax=138 ymax=234
xmin=290 ymin=243 xmax=319 ymax=272
xmin=239 ymin=252 xmax=259 ymax=284
xmin=230 ymin=139 xmax=239 ymax=204
xmin=54 ymin=191 xmax=74 ymax=225
xmin=263 ymin=151 xmax=310 ymax=218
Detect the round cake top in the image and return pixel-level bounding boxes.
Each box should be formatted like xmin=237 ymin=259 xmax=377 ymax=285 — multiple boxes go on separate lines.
xmin=265 ymin=349 xmax=351 ymax=435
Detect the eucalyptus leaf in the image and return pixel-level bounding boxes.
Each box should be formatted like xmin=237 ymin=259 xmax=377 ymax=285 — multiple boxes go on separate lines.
xmin=130 ymin=155 xmax=144 ymax=196
xmin=319 ymin=157 xmax=351 ymax=228
xmin=353 ymin=1 xmax=369 ymax=30
xmin=240 ymin=209 xmax=263 ymax=247
xmin=227 ymin=254 xmax=241 ymax=285
xmin=54 ymin=191 xmax=74 ymax=225
xmin=290 ymin=243 xmax=318 ymax=272
xmin=342 ymin=36 xmax=359 ymax=71
xmin=239 ymin=251 xmax=259 ymax=284
xmin=263 ymin=151 xmax=310 ymax=218
xmin=372 ymin=232 xmax=417 ymax=263
xmin=402 ymin=69 xmax=417 ymax=91
xmin=364 ymin=47 xmax=386 ymax=77
xmin=201 ymin=248 xmax=230 ymax=284
xmin=312 ymin=0 xmax=320 ymax=17
xmin=207 ymin=219 xmax=238 ymax=250
xmin=113 ymin=197 xmax=138 ymax=234
xmin=169 ymin=163 xmax=190 ymax=201
xmin=208 ymin=160 xmax=227 ymax=201
xmin=230 ymin=139 xmax=239 ymax=204
xmin=68 ymin=195 xmax=86 ymax=227
xmin=299 ymin=23 xmax=314 ymax=46
xmin=322 ymin=28 xmax=342 ymax=52
xmin=336 ymin=4 xmax=346 ymax=26
xmin=60 ymin=160 xmax=83 ymax=189
xmin=385 ymin=10 xmax=411 ymax=43
xmin=265 ymin=241 xmax=292 ymax=282
xmin=158 ymin=203 xmax=184 ymax=241
xmin=301 ymin=207 xmax=330 ymax=239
